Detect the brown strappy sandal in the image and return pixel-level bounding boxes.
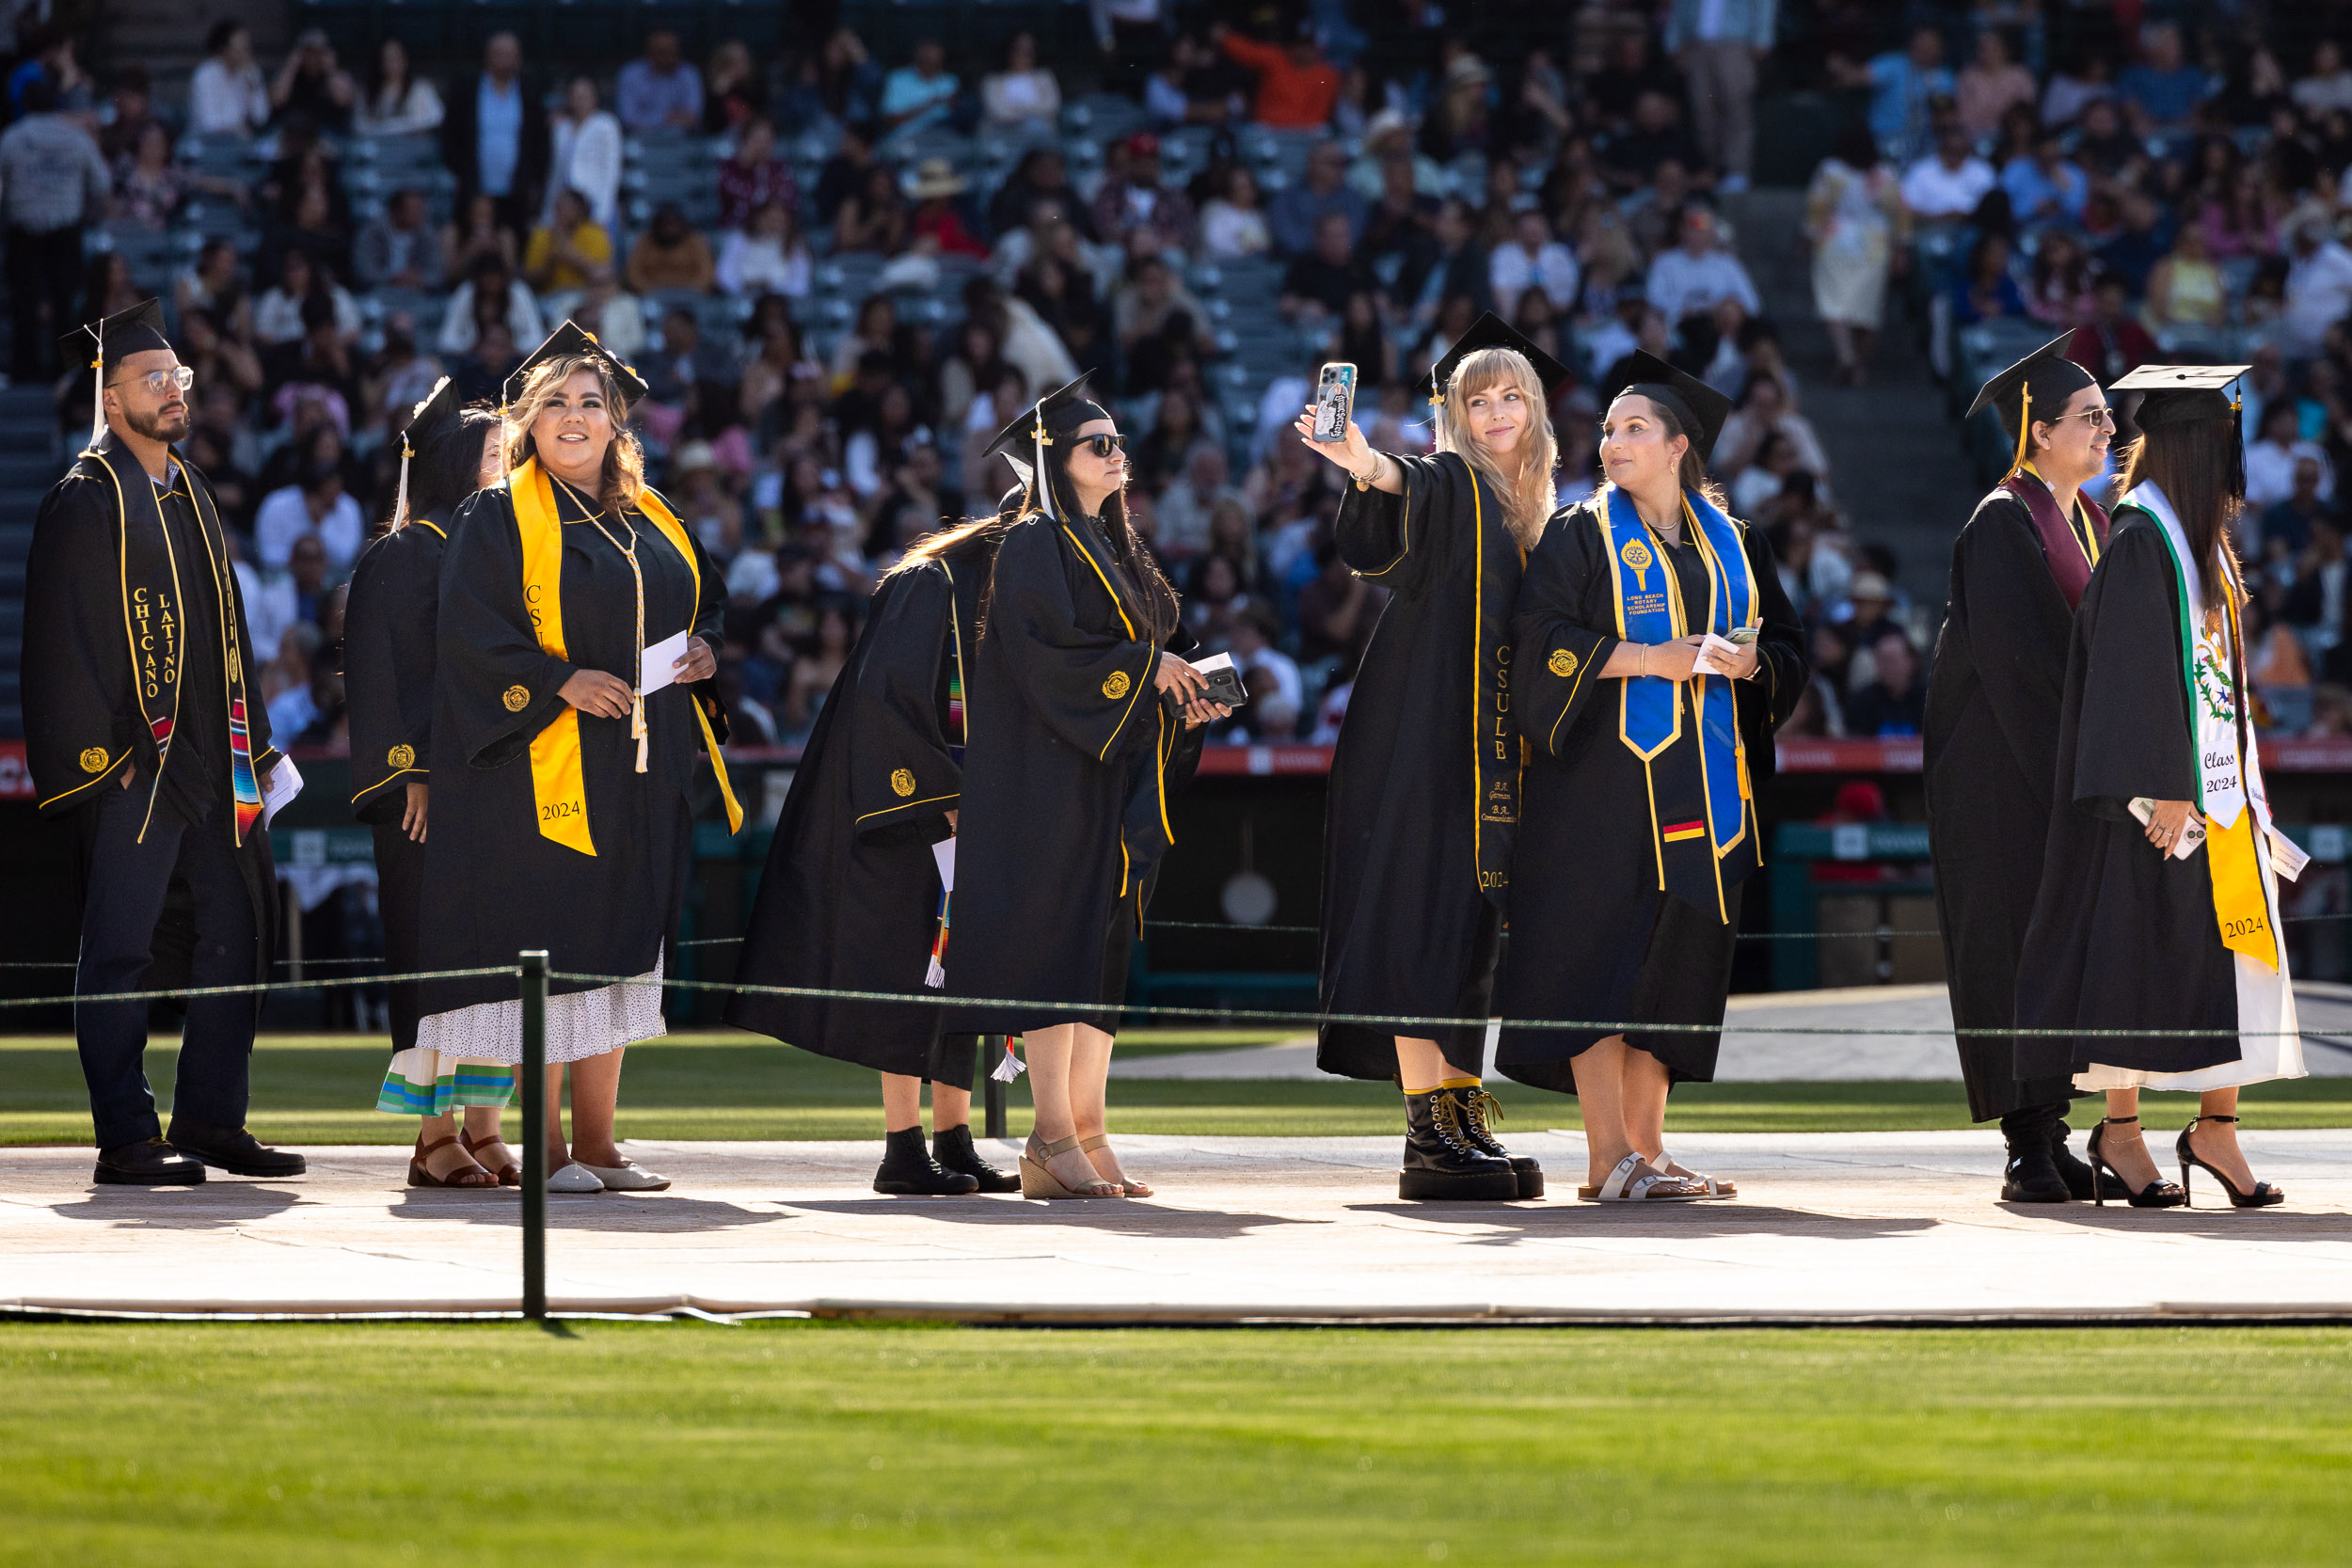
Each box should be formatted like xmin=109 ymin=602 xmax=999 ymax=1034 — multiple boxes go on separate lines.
xmin=1079 ymin=1133 xmax=1151 ymax=1197
xmin=459 ymin=1128 xmax=522 ymax=1187
xmin=408 ymin=1133 xmax=497 ymax=1189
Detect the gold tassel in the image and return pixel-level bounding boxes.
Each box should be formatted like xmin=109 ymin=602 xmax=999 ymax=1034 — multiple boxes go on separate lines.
xmin=2008 ymin=383 xmax=2031 ymax=477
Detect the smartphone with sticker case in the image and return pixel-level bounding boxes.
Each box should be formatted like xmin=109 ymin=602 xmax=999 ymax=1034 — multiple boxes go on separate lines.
xmin=1311 ymin=362 xmax=1358 ymax=442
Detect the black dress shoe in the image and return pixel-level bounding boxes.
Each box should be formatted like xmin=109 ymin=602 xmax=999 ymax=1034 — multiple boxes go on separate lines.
xmin=1399 ymin=1089 xmax=1518 ymax=1201
xmin=1442 ymin=1085 xmax=1545 ymax=1199
xmin=94 ymin=1137 xmax=206 ymax=1185
xmin=874 ymin=1126 xmax=979 ymax=1195
xmin=163 ymin=1120 xmax=308 ymax=1179
xmin=2049 ymin=1115 xmax=2096 ymax=1201
xmin=931 ymin=1123 xmax=1021 ymax=1193
xmin=1997 ymin=1105 xmax=2071 ymax=1202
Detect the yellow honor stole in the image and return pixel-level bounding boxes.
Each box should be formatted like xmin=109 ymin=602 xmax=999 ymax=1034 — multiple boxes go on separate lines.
xmin=509 ymin=459 xmax=743 ymax=856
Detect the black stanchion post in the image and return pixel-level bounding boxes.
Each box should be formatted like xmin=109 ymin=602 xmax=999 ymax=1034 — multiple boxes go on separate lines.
xmin=983 ymin=1034 xmax=1007 ymax=1141
xmin=519 ymin=949 xmax=548 ymax=1322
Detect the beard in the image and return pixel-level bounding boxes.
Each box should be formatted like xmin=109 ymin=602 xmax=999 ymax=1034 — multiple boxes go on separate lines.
xmin=122 ymin=402 xmax=190 ymax=444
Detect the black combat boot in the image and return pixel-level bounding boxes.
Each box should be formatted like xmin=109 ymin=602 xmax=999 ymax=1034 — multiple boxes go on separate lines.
xmin=1441 ymin=1084 xmax=1544 ymax=1199
xmin=1997 ymin=1104 xmax=2071 ymax=1202
xmin=1399 ymin=1089 xmax=1518 ymax=1201
xmin=2048 ymin=1109 xmax=2095 ymax=1200
xmin=931 ymin=1123 xmax=1021 ymax=1193
xmin=873 ymin=1127 xmax=979 ymax=1195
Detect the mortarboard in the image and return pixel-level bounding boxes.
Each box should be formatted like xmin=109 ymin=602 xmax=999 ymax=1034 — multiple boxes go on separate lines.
xmin=975 ymin=372 xmax=1102 ymax=514
xmin=2109 ymin=362 xmax=2249 ymax=429
xmin=390 ymin=376 xmax=457 ymax=531
xmin=503 ymin=319 xmax=651 ymax=407
xmin=1963 ymin=331 xmax=2098 ymax=475
xmin=1603 ymin=347 xmax=1734 ymax=465
xmin=1424 ymin=310 xmax=1573 ymax=405
xmin=65 ymin=297 xmax=173 ymax=449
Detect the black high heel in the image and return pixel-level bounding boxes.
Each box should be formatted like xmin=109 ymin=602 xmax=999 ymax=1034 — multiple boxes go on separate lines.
xmin=2086 ymin=1117 xmax=2185 ymax=1209
xmin=2176 ymin=1114 xmax=2285 ymax=1209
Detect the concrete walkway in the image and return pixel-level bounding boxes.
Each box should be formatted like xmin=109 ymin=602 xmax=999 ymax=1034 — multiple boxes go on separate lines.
xmin=1112 ymin=983 xmax=2352 ymax=1081
xmin=8 ymin=1132 xmax=2350 ymax=1324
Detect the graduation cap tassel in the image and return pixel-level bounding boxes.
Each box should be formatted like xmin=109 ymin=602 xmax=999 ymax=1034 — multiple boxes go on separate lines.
xmin=991 ymin=1039 xmax=1026 ymax=1084
xmin=2009 ymin=383 xmax=2032 ymax=479
xmin=87 ymin=324 xmax=104 ymax=451
xmin=390 ymin=434 xmax=413 ymax=531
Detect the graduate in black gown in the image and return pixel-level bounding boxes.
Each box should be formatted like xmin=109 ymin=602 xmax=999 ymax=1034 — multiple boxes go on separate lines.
xmin=22 ymin=299 xmax=302 ymax=1184
xmin=1501 ymin=354 xmax=1805 ymax=1202
xmin=1923 ymin=334 xmax=2111 ymax=1203
xmin=2017 ymin=365 xmax=2300 ymax=1211
xmin=414 ymin=323 xmax=742 ymax=1196
xmin=727 ymin=480 xmax=1031 ymax=1197
xmin=346 ymin=377 xmax=517 ymax=1188
xmin=1290 ymin=314 xmax=1565 ymax=1201
xmin=946 ymin=376 xmax=1222 ymax=1199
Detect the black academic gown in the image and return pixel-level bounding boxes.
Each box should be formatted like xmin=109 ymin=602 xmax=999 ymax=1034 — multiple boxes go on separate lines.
xmin=2014 ymin=514 xmax=2247 ymax=1078
xmin=1495 ymin=497 xmax=1804 ymax=1091
xmin=947 ymin=510 xmax=1201 ymax=1035
xmin=727 ymin=538 xmax=988 ymax=1079
xmin=1317 ymin=451 xmax=1524 ymax=1081
xmin=415 ymin=483 xmax=725 ymax=1019
xmin=343 ymin=513 xmax=446 ymax=1053
xmin=21 ymin=436 xmax=278 ymax=995
xmin=1923 ymin=484 xmax=2084 ymax=1120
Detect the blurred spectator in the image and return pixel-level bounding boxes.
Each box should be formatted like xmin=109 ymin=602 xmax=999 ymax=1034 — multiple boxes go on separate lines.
xmin=1295 ymin=536 xmax=1385 ymax=676
xmin=2026 ymin=230 xmax=2096 ymax=325
xmin=2067 ymin=277 xmax=2158 ymax=382
xmin=546 ymin=77 xmax=624 ymax=230
xmin=628 ymin=204 xmax=718 ymax=293
xmin=705 ymin=40 xmax=768 ymax=136
xmin=880 ymin=38 xmax=958 ymax=135
xmin=718 ymin=199 xmax=812 ymax=297
xmin=2262 ymin=456 xmax=2337 ymax=559
xmin=1228 ymin=606 xmax=1303 ymax=737
xmin=2095 ymin=192 xmax=2174 ymax=299
xmin=264 ymin=293 xmax=359 ymax=413
xmin=1805 ymin=125 xmax=1904 ymax=385
xmin=1601 ymin=89 xmax=1702 ymax=191
xmin=908 ymin=160 xmax=988 ymax=257
xmin=2143 ymin=223 xmax=2226 ymax=336
xmin=1832 ymin=26 xmax=1952 ymax=163
xmin=1281 ymin=211 xmax=1376 ymax=321
xmin=189 ymin=22 xmax=268 ymax=138
xmin=243 ymin=532 xmax=330 ymax=663
xmin=11 ymin=27 xmax=92 ymax=119
xmin=1090 ymin=135 xmax=1197 ymax=253
xmin=2041 ymin=51 xmax=2114 ymax=130
xmin=442 ymin=33 xmax=548 ymax=230
xmin=1950 ymin=231 xmax=2026 ymax=325
xmin=83 ymin=250 xmax=138 ymax=323
xmin=1731 ymin=430 xmax=1804 ymax=516
xmin=1115 ymin=251 xmax=1211 ymax=387
xmin=1422 ymin=53 xmax=1495 ymax=164
xmin=1400 ymin=198 xmax=1492 ymax=327
xmin=524 ymin=188 xmax=614 ymax=293
xmin=2283 ymin=217 xmax=2352 ymax=357
xmin=1842 ymin=628 xmax=1925 ymax=736
xmin=2116 ymin=22 xmax=2207 ymax=133
xmin=718 ymin=118 xmax=794 ymax=231
xmin=1644 ymin=207 xmax=1758 ymax=325
xmin=1715 ymin=372 xmax=1829 ymax=485
xmin=114 ymin=121 xmax=227 ymax=230
xmin=1956 ymin=29 xmax=2037 ymax=140
xmin=782 ymin=601 xmax=857 ymax=736
xmin=988 ymin=148 xmax=1094 ymax=243
xmin=1212 ymin=21 xmax=1341 ymax=130
xmin=356 ymin=38 xmax=443 ymax=136
xmin=444 ymin=190 xmax=520 ymax=279
xmin=1155 ymin=443 xmax=1244 ymax=559
xmin=2282 ymin=521 xmax=2347 ymax=647
xmin=270 ymin=28 xmax=355 ymax=134
xmin=2248 ymin=404 xmax=2336 ymax=512
xmin=981 ymin=32 xmax=1060 ymax=132
xmin=1270 ymin=140 xmax=1368 ymax=256
xmin=437 ymin=253 xmax=544 ymax=356
xmin=1665 ymin=0 xmax=1775 ymax=191
xmin=1900 ymin=123 xmax=1996 ymax=221
xmin=1 ymin=77 xmax=108 ymax=378
xmin=356 ymin=188 xmax=448 ymax=292
xmin=1200 ymin=166 xmax=1273 ymax=259
xmin=2292 ymin=41 xmax=2352 ymax=118
xmin=1489 ymin=210 xmax=1580 ymax=318
xmin=256 ymin=453 xmax=365 ymax=570
xmin=673 ymin=441 xmax=745 ymax=559
xmin=2069 ymin=96 xmax=2140 ymax=182
xmin=618 ymin=30 xmax=705 ymax=134
xmin=2000 ymin=127 xmax=2089 ymax=229
xmin=566 ymin=273 xmax=648 ymax=362
xmin=97 ymin=64 xmax=158 ymax=164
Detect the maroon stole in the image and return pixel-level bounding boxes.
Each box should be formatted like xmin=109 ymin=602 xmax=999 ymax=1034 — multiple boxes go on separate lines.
xmin=1999 ymin=467 xmax=2109 ymax=610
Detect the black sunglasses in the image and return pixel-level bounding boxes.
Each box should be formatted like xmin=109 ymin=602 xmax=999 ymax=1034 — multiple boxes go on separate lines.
xmin=1075 ymin=433 xmax=1128 ymax=459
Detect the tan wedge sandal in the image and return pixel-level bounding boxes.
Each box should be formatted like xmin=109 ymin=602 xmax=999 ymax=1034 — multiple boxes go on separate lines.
xmin=1080 ymin=1133 xmax=1151 ymax=1197
xmin=1019 ymin=1133 xmax=1122 ymax=1198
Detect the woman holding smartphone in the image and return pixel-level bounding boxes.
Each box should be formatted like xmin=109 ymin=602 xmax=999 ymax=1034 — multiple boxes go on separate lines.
xmin=1499 ymin=353 xmax=1806 ymax=1202
xmin=1291 ymin=314 xmax=1563 ymax=1203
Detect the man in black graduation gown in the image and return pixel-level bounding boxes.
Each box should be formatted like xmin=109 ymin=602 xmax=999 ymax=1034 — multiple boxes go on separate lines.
xmin=1924 ymin=334 xmax=2109 ymax=1202
xmin=21 ymin=299 xmax=303 ymax=1184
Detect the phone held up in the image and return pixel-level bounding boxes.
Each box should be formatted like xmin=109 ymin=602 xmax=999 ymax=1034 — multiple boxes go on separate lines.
xmin=1311 ymin=362 xmax=1358 ymax=442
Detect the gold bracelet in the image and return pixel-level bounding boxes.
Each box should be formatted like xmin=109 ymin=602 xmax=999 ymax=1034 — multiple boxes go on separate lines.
xmin=1352 ymin=453 xmax=1381 ymax=491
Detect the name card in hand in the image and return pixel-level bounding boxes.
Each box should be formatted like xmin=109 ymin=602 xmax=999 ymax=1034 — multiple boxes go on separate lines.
xmin=637 ymin=628 xmax=692 ymax=696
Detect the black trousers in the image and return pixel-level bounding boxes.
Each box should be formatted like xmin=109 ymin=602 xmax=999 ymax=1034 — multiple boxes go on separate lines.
xmin=7 ymin=223 xmax=84 ymax=379
xmin=74 ymin=784 xmax=260 ymax=1148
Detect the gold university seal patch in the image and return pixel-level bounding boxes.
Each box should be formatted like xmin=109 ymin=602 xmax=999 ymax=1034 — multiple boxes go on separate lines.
xmin=502 ymin=685 xmax=531 ymax=712
xmin=388 ymin=744 xmax=416 ymax=769
xmin=1102 ymin=670 xmax=1132 ymax=700
xmin=1547 ymin=648 xmax=1578 ymax=677
xmin=890 ymin=768 xmax=916 ymax=798
xmin=79 ymin=747 xmax=108 ymax=774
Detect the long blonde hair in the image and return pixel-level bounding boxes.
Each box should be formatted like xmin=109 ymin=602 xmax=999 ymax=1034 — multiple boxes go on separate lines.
xmin=1436 ymin=346 xmax=1557 ymax=549
xmin=503 ymin=354 xmax=647 ymax=516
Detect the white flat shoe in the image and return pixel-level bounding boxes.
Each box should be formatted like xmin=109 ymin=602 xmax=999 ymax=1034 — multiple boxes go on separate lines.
xmin=578 ymin=1160 xmax=670 ymax=1192
xmin=547 ymin=1162 xmax=604 ymax=1194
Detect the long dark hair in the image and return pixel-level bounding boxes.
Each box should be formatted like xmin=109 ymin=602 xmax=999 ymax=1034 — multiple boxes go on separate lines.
xmin=1038 ymin=431 xmax=1179 ymax=648
xmin=2117 ymin=420 xmax=2244 ymax=607
xmin=402 ymin=406 xmax=501 ymax=525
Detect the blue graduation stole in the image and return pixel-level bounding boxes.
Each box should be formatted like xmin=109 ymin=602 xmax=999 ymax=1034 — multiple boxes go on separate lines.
xmin=1598 ymin=483 xmax=1757 ymax=920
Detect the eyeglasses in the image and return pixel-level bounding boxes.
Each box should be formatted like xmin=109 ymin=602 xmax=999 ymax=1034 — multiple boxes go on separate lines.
xmin=1076 ymin=433 xmax=1128 ymax=459
xmin=109 ymin=366 xmax=195 ymax=398
xmin=2048 ymin=405 xmax=2116 ymax=431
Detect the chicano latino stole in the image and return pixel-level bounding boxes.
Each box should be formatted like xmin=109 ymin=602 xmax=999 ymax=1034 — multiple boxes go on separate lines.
xmin=2129 ymin=483 xmax=2277 ymax=970
xmin=508 ymin=462 xmax=743 ymax=856
xmin=1600 ymin=483 xmax=1756 ymax=921
xmin=2002 ymin=464 xmax=2109 ymax=610
xmin=1470 ymin=469 xmax=1520 ymax=908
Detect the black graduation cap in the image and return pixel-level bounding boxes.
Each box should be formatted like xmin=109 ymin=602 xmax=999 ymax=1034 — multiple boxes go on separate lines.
xmin=503 ymin=319 xmax=650 ymax=406
xmin=1963 ymin=330 xmax=2098 ymax=471
xmin=1425 ymin=311 xmax=1572 ymax=404
xmin=64 ymin=296 xmax=171 ymax=379
xmin=2110 ymin=362 xmax=2249 ymax=429
xmin=975 ymin=372 xmax=1101 ymax=493
xmin=1602 ymin=348 xmax=1733 ymax=465
xmin=404 ymin=375 xmax=461 ymax=452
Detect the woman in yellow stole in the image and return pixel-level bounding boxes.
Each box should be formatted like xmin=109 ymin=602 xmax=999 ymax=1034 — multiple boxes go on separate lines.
xmin=413 ymin=323 xmax=739 ymax=1195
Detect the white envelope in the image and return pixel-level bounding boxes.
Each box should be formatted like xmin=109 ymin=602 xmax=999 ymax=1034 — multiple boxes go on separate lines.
xmin=1691 ymin=632 xmax=1746 ymax=677
xmin=931 ymin=835 xmax=956 ymax=893
xmin=261 ymin=755 xmax=304 ymax=828
xmin=636 ymin=628 xmax=692 ymax=696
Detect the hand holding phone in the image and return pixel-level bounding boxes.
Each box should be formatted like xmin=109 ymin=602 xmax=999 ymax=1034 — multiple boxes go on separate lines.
xmin=1310 ymin=362 xmax=1358 ymax=442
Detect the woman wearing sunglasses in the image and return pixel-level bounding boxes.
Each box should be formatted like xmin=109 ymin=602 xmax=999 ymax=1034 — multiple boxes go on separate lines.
xmin=946 ymin=375 xmax=1226 ymax=1198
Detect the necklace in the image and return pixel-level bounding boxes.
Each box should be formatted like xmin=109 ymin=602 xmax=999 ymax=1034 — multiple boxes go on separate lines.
xmin=556 ymin=473 xmax=651 ymax=774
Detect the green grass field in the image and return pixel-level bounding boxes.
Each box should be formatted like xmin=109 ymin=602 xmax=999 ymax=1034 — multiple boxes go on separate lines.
xmin=7 ymin=1030 xmax=2350 ymax=1144
xmin=6 ymin=1321 xmax=2351 ymax=1566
